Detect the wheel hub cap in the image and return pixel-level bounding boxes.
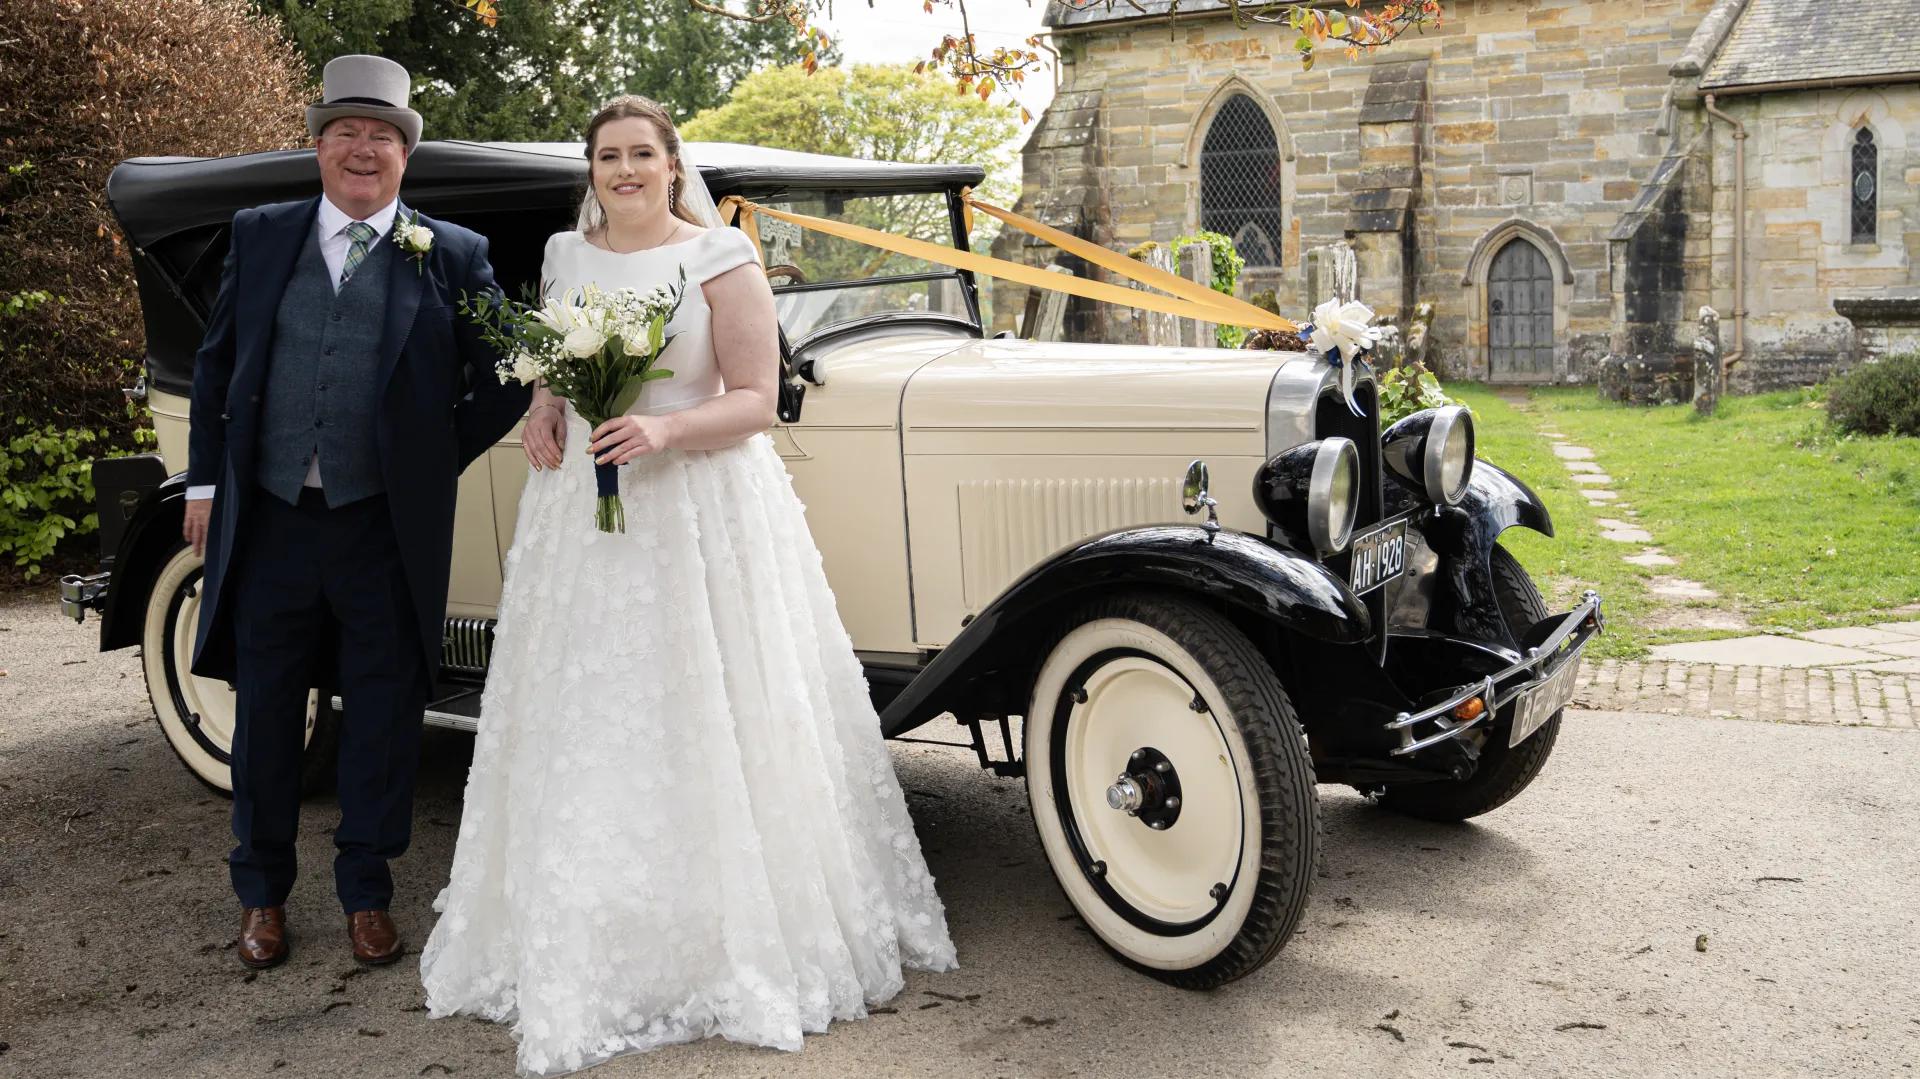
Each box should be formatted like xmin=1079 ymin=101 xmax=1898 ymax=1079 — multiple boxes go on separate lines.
xmin=1105 ymin=746 xmax=1183 ymax=829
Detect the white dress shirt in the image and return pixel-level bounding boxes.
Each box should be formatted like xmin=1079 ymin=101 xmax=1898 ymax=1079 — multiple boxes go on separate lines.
xmin=186 ymin=196 xmax=399 ymax=502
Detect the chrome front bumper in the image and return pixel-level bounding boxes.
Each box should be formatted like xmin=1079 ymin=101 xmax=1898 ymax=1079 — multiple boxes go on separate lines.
xmin=58 ymin=572 xmax=111 ymax=624
xmin=1386 ymin=590 xmax=1603 ymax=756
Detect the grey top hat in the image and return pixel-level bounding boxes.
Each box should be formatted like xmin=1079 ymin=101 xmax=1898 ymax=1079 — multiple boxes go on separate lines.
xmin=307 ymin=55 xmax=423 ymax=147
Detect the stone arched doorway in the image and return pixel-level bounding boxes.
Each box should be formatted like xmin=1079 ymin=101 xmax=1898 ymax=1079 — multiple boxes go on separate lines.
xmin=1461 ymin=219 xmax=1573 ymax=383
xmin=1487 ymin=238 xmax=1556 ymax=381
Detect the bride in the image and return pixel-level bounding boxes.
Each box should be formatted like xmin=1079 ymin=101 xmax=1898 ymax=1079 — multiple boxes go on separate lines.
xmin=419 ymin=96 xmax=957 ymax=1075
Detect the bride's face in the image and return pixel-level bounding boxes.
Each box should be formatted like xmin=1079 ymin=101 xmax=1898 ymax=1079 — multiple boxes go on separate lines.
xmin=591 ymin=116 xmax=676 ymax=228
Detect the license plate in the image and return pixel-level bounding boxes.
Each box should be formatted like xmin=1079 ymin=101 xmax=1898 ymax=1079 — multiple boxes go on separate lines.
xmin=1348 ymin=518 xmax=1407 ymax=596
xmin=1510 ymin=655 xmax=1581 ymax=747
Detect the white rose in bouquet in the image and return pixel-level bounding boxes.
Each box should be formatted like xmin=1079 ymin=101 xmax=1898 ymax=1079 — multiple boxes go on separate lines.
xmin=563 ymin=324 xmax=608 ymax=358
xmin=464 ymin=270 xmax=687 ymax=533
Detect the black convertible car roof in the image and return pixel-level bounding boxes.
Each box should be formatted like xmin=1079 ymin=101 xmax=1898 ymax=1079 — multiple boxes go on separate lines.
xmin=107 ymin=140 xmax=986 ymax=247
xmin=109 ymin=140 xmax=986 ymax=400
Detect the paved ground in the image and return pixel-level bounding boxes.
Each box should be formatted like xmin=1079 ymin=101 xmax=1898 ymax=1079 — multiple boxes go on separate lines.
xmin=3 ymin=593 xmax=1919 ymax=1078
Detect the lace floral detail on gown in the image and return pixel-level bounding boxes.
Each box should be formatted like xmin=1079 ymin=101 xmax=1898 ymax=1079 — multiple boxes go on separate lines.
xmin=419 ymin=228 xmax=957 ymax=1077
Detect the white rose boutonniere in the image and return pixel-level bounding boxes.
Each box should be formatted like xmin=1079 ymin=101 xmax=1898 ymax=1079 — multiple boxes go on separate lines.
xmin=392 ymin=210 xmax=433 ymax=275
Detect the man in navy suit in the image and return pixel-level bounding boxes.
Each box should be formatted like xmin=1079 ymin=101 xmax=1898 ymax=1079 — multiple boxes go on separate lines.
xmin=182 ymin=55 xmax=530 ymax=968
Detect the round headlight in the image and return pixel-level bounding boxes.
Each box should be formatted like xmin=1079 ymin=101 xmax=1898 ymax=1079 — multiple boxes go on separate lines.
xmin=1311 ymin=438 xmax=1359 ymax=554
xmin=1426 ymin=406 xmax=1475 ymax=505
xmin=1253 ymin=437 xmax=1360 ymax=556
xmin=1382 ymin=405 xmax=1476 ymax=506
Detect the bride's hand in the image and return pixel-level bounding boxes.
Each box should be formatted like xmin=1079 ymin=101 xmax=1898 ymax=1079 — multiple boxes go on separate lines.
xmin=523 ymin=400 xmax=567 ymax=471
xmin=589 ymin=414 xmax=674 ymax=465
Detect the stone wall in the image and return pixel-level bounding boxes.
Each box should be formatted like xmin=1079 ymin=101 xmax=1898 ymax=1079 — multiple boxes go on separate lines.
xmin=1022 ymin=0 xmax=1719 ymax=380
xmin=1021 ymin=0 xmax=1920 ymax=391
xmin=1691 ymin=83 xmax=1920 ymax=392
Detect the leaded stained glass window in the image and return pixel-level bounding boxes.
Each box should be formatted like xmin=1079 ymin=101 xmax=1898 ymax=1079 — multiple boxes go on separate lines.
xmin=1201 ymin=95 xmax=1285 ymax=267
xmin=1851 ymin=127 xmax=1877 ymax=244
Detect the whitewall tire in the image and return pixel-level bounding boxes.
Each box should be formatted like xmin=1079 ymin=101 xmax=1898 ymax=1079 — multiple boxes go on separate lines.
xmin=141 ymin=545 xmax=337 ymax=795
xmin=1026 ymin=592 xmax=1318 ymax=989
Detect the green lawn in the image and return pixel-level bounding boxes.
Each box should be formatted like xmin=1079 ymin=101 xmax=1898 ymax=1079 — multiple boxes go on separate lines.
xmin=1446 ymin=383 xmax=1654 ymax=658
xmin=1447 ymin=384 xmax=1920 ymax=655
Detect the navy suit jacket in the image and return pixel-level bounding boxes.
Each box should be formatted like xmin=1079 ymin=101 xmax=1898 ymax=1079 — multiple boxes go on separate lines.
xmin=188 ymin=196 xmax=531 ymax=681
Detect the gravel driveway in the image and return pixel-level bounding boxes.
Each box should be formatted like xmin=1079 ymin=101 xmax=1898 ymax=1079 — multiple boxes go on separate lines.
xmin=2 ymin=592 xmax=1916 ymax=1078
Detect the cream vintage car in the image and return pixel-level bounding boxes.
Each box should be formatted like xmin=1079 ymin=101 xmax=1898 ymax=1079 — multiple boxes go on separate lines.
xmin=64 ymin=141 xmax=1601 ymax=988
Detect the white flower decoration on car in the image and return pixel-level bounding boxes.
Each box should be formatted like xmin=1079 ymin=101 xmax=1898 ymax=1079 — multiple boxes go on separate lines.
xmin=391 ymin=210 xmax=434 ymax=275
xmin=1302 ymin=298 xmax=1381 ymax=417
xmin=1306 ymin=298 xmax=1381 ymax=364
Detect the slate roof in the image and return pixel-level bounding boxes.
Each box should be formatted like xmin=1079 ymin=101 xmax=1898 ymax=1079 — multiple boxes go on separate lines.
xmin=1045 ymin=0 xmax=1232 ymax=30
xmin=1701 ymin=0 xmax=1920 ymax=89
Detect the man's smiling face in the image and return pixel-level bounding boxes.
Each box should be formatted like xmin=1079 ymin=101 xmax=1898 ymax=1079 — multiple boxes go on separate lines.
xmin=316 ymin=116 xmax=408 ymax=217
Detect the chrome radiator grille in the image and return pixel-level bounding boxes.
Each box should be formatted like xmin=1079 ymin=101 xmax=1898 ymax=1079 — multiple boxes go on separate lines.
xmin=442 ymin=618 xmax=496 ymax=674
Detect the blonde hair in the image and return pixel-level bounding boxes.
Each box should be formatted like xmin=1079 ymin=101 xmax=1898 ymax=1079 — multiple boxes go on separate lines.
xmin=578 ymin=95 xmax=702 ymax=233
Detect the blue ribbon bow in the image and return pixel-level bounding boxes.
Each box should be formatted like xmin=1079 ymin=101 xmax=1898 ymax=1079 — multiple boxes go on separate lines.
xmin=1299 ymin=322 xmax=1372 ymax=418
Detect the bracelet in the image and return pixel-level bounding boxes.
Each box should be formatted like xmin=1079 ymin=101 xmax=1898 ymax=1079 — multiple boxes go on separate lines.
xmin=531 ymin=402 xmax=562 ymax=417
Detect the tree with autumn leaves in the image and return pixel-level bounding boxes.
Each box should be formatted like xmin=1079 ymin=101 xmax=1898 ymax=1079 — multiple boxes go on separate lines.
xmin=451 ymin=0 xmax=1446 ymax=113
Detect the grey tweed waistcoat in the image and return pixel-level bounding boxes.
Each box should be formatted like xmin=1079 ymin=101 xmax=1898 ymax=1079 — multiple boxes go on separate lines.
xmin=256 ymin=223 xmax=393 ymax=507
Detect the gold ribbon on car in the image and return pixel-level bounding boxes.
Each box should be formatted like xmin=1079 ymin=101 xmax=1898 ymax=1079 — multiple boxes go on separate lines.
xmin=715 ymin=194 xmax=1298 ymax=333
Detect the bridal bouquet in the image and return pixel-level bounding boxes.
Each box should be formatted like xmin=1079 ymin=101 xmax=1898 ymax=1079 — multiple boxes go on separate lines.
xmin=461 ymin=272 xmax=686 ymax=533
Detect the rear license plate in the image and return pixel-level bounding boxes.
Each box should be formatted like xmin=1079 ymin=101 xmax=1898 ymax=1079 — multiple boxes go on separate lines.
xmin=1510 ymin=655 xmax=1581 ymax=747
xmin=1348 ymin=518 xmax=1407 ymax=596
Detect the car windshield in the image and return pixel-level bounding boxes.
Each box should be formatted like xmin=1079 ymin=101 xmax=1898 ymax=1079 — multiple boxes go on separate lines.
xmin=754 ymin=190 xmax=973 ymax=343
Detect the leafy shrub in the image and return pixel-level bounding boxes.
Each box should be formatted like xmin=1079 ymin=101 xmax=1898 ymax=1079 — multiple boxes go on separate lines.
xmin=1826 ymin=352 xmax=1920 ymax=437
xmin=1170 ymin=232 xmax=1247 ymax=348
xmin=0 ymin=418 xmax=102 ymax=578
xmin=0 ymin=0 xmax=308 ymax=441
xmin=1 ymin=0 xmax=307 ymax=580
xmin=1378 ymin=362 xmax=1456 ymax=426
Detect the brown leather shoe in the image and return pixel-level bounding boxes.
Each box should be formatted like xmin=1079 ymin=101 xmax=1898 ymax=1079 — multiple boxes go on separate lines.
xmin=346 ymin=909 xmax=403 ymax=966
xmin=238 ymin=907 xmax=288 ymax=969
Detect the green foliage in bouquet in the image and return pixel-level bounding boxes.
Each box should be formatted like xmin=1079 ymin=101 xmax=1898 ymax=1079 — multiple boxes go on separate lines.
xmin=460 ymin=274 xmax=688 ymax=532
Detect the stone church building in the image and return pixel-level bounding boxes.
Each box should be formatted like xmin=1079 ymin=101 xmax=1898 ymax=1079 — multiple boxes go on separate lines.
xmin=1004 ymin=0 xmax=1920 ymax=389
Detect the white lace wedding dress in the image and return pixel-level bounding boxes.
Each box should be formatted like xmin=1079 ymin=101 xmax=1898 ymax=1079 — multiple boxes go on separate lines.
xmin=419 ymin=228 xmax=957 ymax=1077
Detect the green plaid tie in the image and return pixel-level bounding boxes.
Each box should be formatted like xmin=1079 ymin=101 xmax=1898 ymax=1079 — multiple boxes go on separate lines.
xmin=338 ymin=221 xmax=378 ymax=286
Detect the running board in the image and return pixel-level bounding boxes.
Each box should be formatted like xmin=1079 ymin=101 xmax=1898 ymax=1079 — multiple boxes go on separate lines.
xmin=329 ymin=684 xmax=483 ymax=733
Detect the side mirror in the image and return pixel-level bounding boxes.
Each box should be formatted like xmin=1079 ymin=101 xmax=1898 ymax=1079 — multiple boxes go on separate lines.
xmin=1182 ymin=459 xmax=1220 ymax=533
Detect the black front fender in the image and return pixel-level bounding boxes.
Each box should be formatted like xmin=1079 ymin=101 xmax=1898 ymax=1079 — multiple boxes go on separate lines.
xmin=1416 ymin=460 xmax=1554 ymax=645
xmin=99 ymin=472 xmax=190 ymax=652
xmin=1459 ymin=459 xmax=1553 ymax=542
xmin=879 ymin=525 xmax=1369 ymax=737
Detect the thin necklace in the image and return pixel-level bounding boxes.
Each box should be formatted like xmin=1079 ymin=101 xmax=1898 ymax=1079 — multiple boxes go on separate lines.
xmin=599 ymin=216 xmax=684 ymax=254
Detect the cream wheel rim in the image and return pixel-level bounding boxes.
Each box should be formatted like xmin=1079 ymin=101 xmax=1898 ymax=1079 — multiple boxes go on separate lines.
xmin=1065 ymin=656 xmax=1243 ymax=924
xmin=1028 ymin=618 xmax=1264 ymax=969
xmin=168 ymin=573 xmax=238 ymax=756
xmin=143 ymin=547 xmax=316 ymax=791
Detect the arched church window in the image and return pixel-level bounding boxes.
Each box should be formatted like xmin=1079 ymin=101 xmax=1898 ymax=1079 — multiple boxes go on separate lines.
xmin=1201 ymin=95 xmax=1284 ymax=267
xmin=1851 ymin=127 xmax=1878 ymax=244
xmin=1488 ymin=238 xmax=1555 ymax=380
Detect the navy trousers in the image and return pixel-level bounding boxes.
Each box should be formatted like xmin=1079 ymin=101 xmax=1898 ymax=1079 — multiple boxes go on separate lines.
xmin=228 ymin=487 xmax=429 ymax=914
